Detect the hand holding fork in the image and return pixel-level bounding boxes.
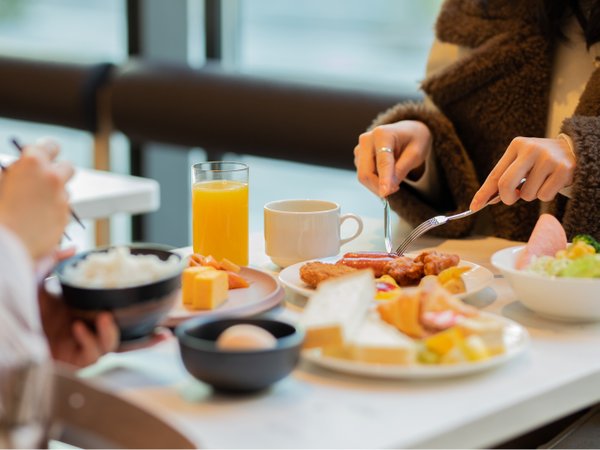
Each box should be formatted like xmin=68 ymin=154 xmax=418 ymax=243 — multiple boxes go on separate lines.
xmin=393 ymin=178 xmax=527 ymax=255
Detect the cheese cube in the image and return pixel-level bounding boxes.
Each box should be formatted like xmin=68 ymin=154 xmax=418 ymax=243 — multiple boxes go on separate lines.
xmin=192 ymin=270 xmax=229 ymax=310
xmin=181 ymin=266 xmax=216 ymax=306
xmin=182 ymin=267 xmax=214 ymax=306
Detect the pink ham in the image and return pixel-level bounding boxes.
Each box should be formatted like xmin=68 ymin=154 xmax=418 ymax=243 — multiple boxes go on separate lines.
xmin=516 ymin=214 xmax=567 ymax=269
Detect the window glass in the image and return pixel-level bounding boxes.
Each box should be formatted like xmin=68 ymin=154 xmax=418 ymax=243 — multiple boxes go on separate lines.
xmin=0 ymin=0 xmax=129 ymax=246
xmin=0 ymin=0 xmax=126 ymax=62
xmin=0 ymin=0 xmax=127 ymax=166
xmin=234 ymin=0 xmax=443 ymax=93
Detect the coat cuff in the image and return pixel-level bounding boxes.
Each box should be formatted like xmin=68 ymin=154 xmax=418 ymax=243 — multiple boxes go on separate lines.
xmin=370 ymin=102 xmax=480 ymax=237
xmin=560 ymin=116 xmax=600 ymax=240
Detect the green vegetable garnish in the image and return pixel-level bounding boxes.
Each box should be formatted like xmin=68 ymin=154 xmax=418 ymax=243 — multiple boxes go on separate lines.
xmin=573 ymin=235 xmax=600 ymax=253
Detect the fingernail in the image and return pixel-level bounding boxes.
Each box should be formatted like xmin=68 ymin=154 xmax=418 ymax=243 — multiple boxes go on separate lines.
xmin=35 ymin=137 xmax=60 ymax=153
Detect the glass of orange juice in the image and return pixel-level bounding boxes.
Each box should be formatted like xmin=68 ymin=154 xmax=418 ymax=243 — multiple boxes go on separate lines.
xmin=192 ymin=161 xmax=249 ymax=266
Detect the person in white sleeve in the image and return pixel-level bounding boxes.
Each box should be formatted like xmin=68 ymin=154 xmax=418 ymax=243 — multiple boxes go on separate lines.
xmin=0 ymin=140 xmax=119 ymax=368
xmin=0 ymin=140 xmax=119 ymax=447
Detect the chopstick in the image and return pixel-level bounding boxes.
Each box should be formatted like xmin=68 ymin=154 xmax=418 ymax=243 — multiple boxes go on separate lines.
xmin=11 ymin=138 xmax=86 ymax=230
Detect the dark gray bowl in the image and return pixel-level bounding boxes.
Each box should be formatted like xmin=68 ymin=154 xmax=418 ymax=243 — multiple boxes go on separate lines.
xmin=56 ymin=244 xmax=185 ymax=342
xmin=176 ymin=317 xmax=304 ymax=393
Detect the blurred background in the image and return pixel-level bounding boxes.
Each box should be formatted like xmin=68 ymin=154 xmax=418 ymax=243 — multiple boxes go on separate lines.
xmin=0 ymin=0 xmax=442 ymax=249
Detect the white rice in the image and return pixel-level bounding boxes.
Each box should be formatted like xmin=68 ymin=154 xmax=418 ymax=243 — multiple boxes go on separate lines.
xmin=63 ymin=247 xmax=180 ymax=288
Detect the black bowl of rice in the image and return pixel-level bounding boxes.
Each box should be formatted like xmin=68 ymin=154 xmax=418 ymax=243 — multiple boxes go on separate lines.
xmin=55 ymin=244 xmax=185 ymax=342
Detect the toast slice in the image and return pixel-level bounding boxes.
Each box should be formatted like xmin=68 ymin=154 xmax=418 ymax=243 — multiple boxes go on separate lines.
xmin=348 ymin=315 xmax=416 ymax=365
xmin=299 ymin=270 xmax=374 ymax=349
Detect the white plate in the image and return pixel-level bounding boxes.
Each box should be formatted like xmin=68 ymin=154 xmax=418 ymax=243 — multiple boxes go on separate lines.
xmin=279 ymin=254 xmax=494 ymax=299
xmin=302 ymin=314 xmax=529 ymax=379
xmin=163 ymin=266 xmax=285 ymax=327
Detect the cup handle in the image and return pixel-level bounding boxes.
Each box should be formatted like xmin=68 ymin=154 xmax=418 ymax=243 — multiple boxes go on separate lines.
xmin=339 ymin=213 xmax=363 ymax=246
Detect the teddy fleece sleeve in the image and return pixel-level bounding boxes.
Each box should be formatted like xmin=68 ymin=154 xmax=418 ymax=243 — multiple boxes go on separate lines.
xmin=559 ymin=115 xmax=600 ymax=240
xmin=370 ymin=102 xmax=481 ymax=237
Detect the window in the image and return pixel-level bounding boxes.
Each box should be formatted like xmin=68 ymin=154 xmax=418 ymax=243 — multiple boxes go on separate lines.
xmin=0 ymin=0 xmax=129 ymax=245
xmin=0 ymin=0 xmax=126 ymax=63
xmin=230 ymin=0 xmax=443 ymax=93
xmin=0 ymin=0 xmax=444 ymax=247
xmin=139 ymin=0 xmax=444 ymax=245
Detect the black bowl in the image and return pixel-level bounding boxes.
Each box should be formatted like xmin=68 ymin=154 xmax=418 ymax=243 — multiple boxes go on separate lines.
xmin=176 ymin=317 xmax=304 ymax=393
xmin=56 ymin=244 xmax=184 ymax=342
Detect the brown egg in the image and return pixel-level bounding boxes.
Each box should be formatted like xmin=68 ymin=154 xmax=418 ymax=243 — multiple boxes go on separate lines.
xmin=216 ymin=324 xmax=278 ymax=351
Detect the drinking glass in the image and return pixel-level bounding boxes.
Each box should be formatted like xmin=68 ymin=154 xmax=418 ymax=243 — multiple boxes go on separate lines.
xmin=0 ymin=362 xmax=54 ymax=448
xmin=192 ymin=161 xmax=249 ymax=266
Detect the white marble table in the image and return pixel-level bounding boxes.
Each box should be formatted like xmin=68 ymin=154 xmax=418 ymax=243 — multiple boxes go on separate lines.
xmin=0 ymin=154 xmax=159 ymax=220
xmin=78 ymin=219 xmax=600 ymax=449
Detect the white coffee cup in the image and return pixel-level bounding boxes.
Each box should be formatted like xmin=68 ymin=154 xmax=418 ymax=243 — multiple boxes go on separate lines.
xmin=264 ymin=199 xmax=363 ymax=267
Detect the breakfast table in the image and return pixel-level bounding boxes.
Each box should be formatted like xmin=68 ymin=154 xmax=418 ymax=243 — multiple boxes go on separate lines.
xmin=0 ymin=153 xmax=159 ymax=220
xmin=77 ymin=217 xmax=600 ymax=449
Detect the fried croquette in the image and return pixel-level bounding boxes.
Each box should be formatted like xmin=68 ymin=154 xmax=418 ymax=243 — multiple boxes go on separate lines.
xmin=299 ymin=261 xmax=357 ymax=288
xmin=414 ymin=251 xmax=460 ymax=276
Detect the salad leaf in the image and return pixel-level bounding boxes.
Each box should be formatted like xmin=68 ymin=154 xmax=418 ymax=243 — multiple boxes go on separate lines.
xmin=559 ymin=254 xmax=600 ymax=278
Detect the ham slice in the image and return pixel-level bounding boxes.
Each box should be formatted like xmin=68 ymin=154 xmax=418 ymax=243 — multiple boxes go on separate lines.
xmin=516 ymin=214 xmax=567 ymax=269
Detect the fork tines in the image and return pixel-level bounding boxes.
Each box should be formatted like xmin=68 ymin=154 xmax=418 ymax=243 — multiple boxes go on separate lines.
xmin=394 ymin=217 xmax=440 ymax=255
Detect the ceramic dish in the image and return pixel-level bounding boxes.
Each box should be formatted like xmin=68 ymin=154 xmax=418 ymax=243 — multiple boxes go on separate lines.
xmin=177 ymin=317 xmax=304 ymax=392
xmin=164 ymin=266 xmax=285 ymax=327
xmin=492 ymin=245 xmax=600 ymax=321
xmin=56 ymin=244 xmax=184 ymax=342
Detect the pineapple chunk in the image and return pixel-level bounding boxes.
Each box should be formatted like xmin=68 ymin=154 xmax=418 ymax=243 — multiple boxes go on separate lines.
xmin=437 ymin=266 xmax=470 ymax=294
xmin=461 ymin=335 xmax=490 ymax=362
xmin=566 ymin=241 xmax=596 ymax=259
xmin=424 ymin=327 xmax=464 ymax=357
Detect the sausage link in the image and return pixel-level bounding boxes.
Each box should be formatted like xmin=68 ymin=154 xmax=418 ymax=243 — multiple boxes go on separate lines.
xmin=342 ymin=251 xmax=395 ymax=259
xmin=337 ymin=257 xmax=395 ymax=277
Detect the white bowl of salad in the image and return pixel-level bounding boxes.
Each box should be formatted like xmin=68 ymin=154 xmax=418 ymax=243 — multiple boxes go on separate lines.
xmin=491 ymin=215 xmax=600 ymax=321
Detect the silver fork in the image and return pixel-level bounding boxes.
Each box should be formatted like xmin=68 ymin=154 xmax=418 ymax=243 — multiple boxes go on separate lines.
xmin=394 ymin=178 xmax=526 ymax=255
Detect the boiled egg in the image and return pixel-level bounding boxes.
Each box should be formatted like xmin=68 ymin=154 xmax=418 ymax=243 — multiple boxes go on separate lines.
xmin=216 ymin=324 xmax=277 ymax=351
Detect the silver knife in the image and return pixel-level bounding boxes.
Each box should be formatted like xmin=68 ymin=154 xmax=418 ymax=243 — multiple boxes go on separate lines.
xmin=383 ymin=198 xmax=392 ymax=253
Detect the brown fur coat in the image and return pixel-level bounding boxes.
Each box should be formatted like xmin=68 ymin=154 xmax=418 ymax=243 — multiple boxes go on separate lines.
xmin=372 ymin=0 xmax=600 ymax=242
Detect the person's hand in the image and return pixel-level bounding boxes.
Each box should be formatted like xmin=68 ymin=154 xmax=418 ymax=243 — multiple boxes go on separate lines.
xmin=354 ymin=120 xmax=433 ymax=197
xmin=0 ymin=139 xmax=74 ymax=261
xmin=118 ymin=328 xmax=173 ymax=352
xmin=38 ymin=285 xmax=120 ymax=368
xmin=38 ymin=248 xmax=172 ymax=368
xmin=470 ymin=137 xmax=576 ymax=211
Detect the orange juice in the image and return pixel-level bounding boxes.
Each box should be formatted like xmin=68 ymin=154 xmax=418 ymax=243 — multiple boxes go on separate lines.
xmin=192 ymin=180 xmax=249 ymax=266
